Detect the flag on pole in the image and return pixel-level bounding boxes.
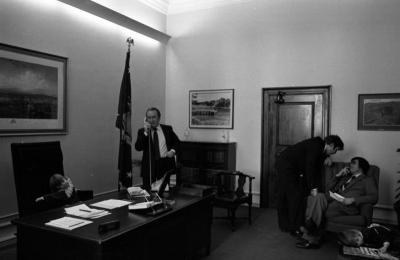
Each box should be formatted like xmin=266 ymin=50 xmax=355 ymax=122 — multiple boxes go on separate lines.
xmin=116 ymin=51 xmax=132 ymax=190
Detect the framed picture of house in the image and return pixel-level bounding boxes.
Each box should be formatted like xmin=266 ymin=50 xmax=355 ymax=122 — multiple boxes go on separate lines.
xmin=0 ymin=43 xmax=67 ymax=136
xmin=358 ymin=93 xmax=400 ymax=131
xmin=189 ymin=89 xmax=234 ymax=129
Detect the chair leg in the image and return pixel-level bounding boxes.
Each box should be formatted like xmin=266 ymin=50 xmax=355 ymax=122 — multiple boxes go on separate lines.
xmin=248 ymin=203 xmax=252 ymax=225
xmin=231 ymin=209 xmax=236 ymax=231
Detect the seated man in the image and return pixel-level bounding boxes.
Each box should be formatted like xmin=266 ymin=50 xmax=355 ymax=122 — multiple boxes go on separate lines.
xmin=35 ymin=174 xmax=80 ymax=210
xmin=297 ymin=157 xmax=378 ymax=249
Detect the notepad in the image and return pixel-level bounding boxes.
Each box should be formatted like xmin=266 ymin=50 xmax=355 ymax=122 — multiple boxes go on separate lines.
xmin=91 ymin=199 xmax=132 ymax=210
xmin=45 ymin=216 xmax=92 ymax=230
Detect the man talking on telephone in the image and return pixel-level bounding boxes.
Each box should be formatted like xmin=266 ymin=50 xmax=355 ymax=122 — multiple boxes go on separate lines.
xmin=135 ymin=107 xmax=180 ymax=191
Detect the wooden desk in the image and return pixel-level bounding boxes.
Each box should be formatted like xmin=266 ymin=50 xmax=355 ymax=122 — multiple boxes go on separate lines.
xmin=12 ymin=192 xmax=213 ymax=260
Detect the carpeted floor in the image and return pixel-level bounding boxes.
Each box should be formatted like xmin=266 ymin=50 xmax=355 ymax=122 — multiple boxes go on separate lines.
xmin=0 ymin=207 xmax=341 ymax=260
xmin=205 ymin=206 xmax=339 ymax=260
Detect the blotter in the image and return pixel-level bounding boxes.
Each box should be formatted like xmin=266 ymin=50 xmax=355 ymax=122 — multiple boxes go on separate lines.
xmin=45 ymin=216 xmax=92 ymax=230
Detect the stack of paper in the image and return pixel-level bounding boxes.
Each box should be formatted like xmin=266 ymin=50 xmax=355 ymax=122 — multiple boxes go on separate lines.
xmin=45 ymin=216 xmax=92 ymax=230
xmin=91 ymin=199 xmax=132 ymax=210
xmin=127 ymin=186 xmax=149 ymax=197
xmin=65 ymin=204 xmax=110 ymax=219
xmin=329 ymin=191 xmax=345 ymax=203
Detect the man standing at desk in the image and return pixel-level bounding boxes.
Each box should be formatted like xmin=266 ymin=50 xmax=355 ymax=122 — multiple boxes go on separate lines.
xmin=135 ymin=107 xmax=180 ymax=190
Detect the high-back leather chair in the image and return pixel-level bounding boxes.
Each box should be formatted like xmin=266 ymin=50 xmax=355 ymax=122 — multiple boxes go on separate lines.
xmin=11 ymin=141 xmax=65 ymax=217
xmin=323 ymin=162 xmax=380 ymax=232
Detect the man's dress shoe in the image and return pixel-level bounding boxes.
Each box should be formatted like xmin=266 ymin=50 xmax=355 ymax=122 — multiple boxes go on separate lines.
xmin=295 ymin=240 xmax=320 ymax=249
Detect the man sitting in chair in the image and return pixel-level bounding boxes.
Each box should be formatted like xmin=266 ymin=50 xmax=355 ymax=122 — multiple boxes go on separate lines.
xmin=35 ymin=174 xmax=80 ymax=210
xmin=296 ymin=157 xmax=378 ymax=249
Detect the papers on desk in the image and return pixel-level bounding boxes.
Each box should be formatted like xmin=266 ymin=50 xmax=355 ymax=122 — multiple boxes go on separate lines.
xmin=45 ymin=216 xmax=92 ymax=230
xmin=65 ymin=204 xmax=110 ymax=219
xmin=329 ymin=191 xmax=345 ymax=203
xmin=91 ymin=199 xmax=132 ymax=210
xmin=342 ymin=246 xmax=399 ymax=260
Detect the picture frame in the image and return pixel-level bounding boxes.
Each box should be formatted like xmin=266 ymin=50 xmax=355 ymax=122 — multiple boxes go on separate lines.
xmin=189 ymin=89 xmax=234 ymax=129
xmin=358 ymin=93 xmax=400 ymax=131
xmin=0 ymin=43 xmax=67 ymax=136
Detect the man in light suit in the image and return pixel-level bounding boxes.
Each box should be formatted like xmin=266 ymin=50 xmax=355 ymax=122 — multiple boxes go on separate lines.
xmin=296 ymin=157 xmax=378 ymax=249
xmin=325 ymin=156 xmax=378 ymax=219
xmin=135 ymin=107 xmax=180 ymax=191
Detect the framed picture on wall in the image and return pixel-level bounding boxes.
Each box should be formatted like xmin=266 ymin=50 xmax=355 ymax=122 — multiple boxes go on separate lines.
xmin=358 ymin=93 xmax=400 ymax=131
xmin=0 ymin=43 xmax=67 ymax=136
xmin=189 ymin=89 xmax=234 ymax=129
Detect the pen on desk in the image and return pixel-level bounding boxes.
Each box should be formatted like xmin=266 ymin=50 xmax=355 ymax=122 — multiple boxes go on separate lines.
xmin=68 ymin=221 xmax=85 ymax=228
xmin=79 ymin=209 xmax=92 ymax=212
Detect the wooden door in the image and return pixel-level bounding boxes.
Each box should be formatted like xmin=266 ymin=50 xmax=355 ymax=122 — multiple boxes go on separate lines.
xmin=260 ymin=86 xmax=331 ymax=208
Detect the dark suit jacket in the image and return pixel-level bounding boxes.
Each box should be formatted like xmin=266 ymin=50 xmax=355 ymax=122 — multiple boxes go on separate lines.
xmin=277 ymin=137 xmax=327 ymax=191
xmin=330 ymin=174 xmax=378 ymax=206
xmin=135 ymin=124 xmax=180 ymax=177
xmin=36 ymin=190 xmax=79 ymax=211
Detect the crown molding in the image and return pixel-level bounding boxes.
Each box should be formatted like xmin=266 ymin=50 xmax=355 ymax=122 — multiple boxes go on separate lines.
xmin=137 ymin=0 xmax=169 ymax=15
xmin=139 ymin=0 xmax=251 ymax=15
xmin=168 ymin=0 xmax=252 ymax=15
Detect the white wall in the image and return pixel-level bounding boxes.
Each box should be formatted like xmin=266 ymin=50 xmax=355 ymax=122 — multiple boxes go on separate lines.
xmin=166 ymin=0 xmax=400 ymax=222
xmin=0 ymin=0 xmax=167 ymax=217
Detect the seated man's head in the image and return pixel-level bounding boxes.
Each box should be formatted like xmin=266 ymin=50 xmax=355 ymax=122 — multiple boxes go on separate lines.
xmin=338 ymin=229 xmax=363 ymax=247
xmin=49 ymin=174 xmax=70 ymax=193
xmin=350 ymin=157 xmax=370 ymax=175
xmin=324 ymin=135 xmax=344 ymax=155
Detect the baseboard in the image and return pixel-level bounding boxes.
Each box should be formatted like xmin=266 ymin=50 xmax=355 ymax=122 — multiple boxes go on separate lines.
xmin=251 ymin=192 xmax=398 ymax=225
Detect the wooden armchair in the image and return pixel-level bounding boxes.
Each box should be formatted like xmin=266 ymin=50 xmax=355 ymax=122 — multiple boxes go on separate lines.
xmin=213 ymin=171 xmax=255 ymax=231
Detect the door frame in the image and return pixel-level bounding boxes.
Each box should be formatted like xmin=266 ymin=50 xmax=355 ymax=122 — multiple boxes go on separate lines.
xmin=260 ymin=86 xmax=331 ymax=208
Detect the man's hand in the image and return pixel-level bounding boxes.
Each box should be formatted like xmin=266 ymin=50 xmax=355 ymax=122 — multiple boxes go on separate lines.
xmin=342 ymin=197 xmax=355 ymax=205
xmin=166 ymin=150 xmax=175 ymax=158
xmin=379 ymin=242 xmax=390 ymax=254
xmin=35 ymin=196 xmax=44 ymax=202
xmin=324 ymin=157 xmax=333 ymax=166
xmin=144 ymin=121 xmax=151 ymax=135
xmin=64 ymin=177 xmax=74 ymax=198
xmin=336 ymin=167 xmax=350 ymax=177
xmin=310 ymin=188 xmax=318 ymax=197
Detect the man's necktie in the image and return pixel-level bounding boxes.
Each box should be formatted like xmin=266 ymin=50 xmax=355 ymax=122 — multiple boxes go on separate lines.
xmin=152 ymin=128 xmax=161 ymax=160
xmin=342 ymin=176 xmax=355 ymax=191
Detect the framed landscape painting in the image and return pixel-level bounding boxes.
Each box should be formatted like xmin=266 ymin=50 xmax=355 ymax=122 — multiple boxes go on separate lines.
xmin=358 ymin=93 xmax=400 ymax=131
xmin=0 ymin=43 xmax=67 ymax=135
xmin=189 ymin=89 xmax=234 ymax=129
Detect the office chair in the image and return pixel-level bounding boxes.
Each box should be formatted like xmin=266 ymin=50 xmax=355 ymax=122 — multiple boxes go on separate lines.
xmin=11 ymin=141 xmax=93 ymax=217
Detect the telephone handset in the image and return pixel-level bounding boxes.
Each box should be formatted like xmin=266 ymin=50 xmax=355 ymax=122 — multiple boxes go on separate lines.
xmin=144 ymin=117 xmax=151 ymax=135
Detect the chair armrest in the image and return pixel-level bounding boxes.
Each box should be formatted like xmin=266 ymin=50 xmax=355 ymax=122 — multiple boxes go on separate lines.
xmin=359 ymin=203 xmax=373 ymax=225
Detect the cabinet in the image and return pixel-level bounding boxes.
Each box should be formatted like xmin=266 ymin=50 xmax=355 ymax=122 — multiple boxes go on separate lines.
xmin=178 ymin=141 xmax=236 ymax=185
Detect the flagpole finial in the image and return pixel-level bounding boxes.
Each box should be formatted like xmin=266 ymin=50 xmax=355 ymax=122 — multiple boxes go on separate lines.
xmin=127 ymin=37 xmax=134 ymax=52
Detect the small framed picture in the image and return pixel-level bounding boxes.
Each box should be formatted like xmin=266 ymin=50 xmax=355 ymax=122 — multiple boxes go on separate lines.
xmin=0 ymin=43 xmax=67 ymax=136
xmin=358 ymin=93 xmax=400 ymax=131
xmin=189 ymin=89 xmax=234 ymax=129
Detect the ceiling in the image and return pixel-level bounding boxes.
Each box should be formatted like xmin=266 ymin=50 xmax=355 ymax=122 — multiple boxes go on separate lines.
xmin=138 ymin=0 xmax=251 ymax=15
